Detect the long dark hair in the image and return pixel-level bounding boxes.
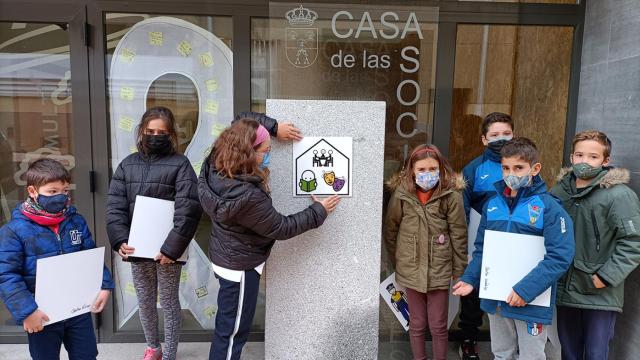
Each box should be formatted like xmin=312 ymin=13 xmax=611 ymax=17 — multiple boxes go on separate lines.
xmin=402 ymin=144 xmax=455 ymax=195
xmin=208 ymin=118 xmax=269 ymax=184
xmin=135 ymin=106 xmax=179 ymax=155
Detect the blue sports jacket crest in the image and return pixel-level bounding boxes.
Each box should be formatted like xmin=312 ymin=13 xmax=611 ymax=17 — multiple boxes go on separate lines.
xmin=460 ymin=175 xmax=575 ymax=325
xmin=462 ymin=148 xmax=503 ymax=222
xmin=0 ymin=205 xmax=115 ymax=325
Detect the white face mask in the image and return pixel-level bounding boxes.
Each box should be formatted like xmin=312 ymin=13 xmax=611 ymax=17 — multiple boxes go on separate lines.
xmin=415 ymin=170 xmax=440 ymax=191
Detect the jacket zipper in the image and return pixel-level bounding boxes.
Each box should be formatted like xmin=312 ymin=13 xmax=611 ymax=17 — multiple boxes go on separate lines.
xmin=590 ymin=210 xmax=601 ymax=252
xmin=56 ymin=232 xmax=63 ymax=255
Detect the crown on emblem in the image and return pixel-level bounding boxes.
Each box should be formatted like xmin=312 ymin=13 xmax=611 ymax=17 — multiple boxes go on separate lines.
xmin=286 ymin=5 xmax=318 ymax=27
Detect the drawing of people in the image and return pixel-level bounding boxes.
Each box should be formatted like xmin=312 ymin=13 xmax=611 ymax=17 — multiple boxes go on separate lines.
xmin=386 ymin=283 xmax=410 ymax=324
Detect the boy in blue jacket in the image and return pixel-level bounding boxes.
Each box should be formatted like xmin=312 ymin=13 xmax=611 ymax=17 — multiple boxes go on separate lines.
xmin=453 ymin=138 xmax=575 ymax=359
xmin=0 ymin=159 xmax=114 ymax=360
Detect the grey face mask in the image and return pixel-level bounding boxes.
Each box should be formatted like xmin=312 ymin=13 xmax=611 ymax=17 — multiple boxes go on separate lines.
xmin=572 ymin=162 xmax=604 ymax=180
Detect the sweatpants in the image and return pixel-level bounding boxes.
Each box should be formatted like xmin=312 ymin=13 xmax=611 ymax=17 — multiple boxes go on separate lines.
xmin=459 ymin=288 xmax=484 ymax=341
xmin=131 ymin=261 xmax=183 ymax=360
xmin=405 ymin=288 xmax=449 ymax=360
xmin=488 ymin=309 xmax=548 ymax=360
xmin=27 ymin=312 xmax=97 ymax=360
xmin=209 ymin=270 xmax=260 ymax=360
xmin=557 ymin=306 xmax=617 ymax=360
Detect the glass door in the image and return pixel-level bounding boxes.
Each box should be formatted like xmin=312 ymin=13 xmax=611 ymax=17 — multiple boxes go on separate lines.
xmin=0 ymin=5 xmax=94 ymax=342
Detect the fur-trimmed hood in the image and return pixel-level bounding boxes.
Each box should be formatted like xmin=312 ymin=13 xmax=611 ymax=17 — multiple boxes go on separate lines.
xmin=386 ymin=171 xmax=466 ymax=192
xmin=556 ymin=167 xmax=630 ymax=188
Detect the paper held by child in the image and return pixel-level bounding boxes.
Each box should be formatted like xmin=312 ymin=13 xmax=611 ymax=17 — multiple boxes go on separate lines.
xmin=35 ymin=247 xmax=105 ymax=325
xmin=128 ymin=195 xmax=187 ymax=262
xmin=479 ymin=230 xmax=551 ymax=307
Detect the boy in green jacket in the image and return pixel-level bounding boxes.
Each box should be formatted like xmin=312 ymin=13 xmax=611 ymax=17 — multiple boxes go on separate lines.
xmin=551 ymin=130 xmax=640 ymax=360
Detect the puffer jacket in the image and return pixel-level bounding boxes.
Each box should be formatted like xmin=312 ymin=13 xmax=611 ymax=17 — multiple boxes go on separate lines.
xmin=462 ymin=148 xmax=503 ymax=222
xmin=106 ymin=152 xmax=202 ymax=261
xmin=198 ymin=160 xmax=327 ymax=270
xmin=551 ymin=167 xmax=640 ymax=312
xmin=461 ymin=175 xmax=575 ymax=325
xmin=384 ymin=174 xmax=468 ymax=293
xmin=0 ymin=205 xmax=115 ymax=324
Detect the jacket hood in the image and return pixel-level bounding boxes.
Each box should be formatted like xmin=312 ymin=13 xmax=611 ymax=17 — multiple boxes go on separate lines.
xmin=11 ymin=203 xmax=78 ymax=222
xmin=199 ymin=160 xmax=266 ymax=222
xmin=386 ymin=171 xmax=466 ymax=192
xmin=556 ymin=166 xmax=630 ymax=188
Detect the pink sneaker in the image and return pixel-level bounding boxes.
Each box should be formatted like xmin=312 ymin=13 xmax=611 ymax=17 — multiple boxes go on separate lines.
xmin=142 ymin=347 xmax=162 ymax=360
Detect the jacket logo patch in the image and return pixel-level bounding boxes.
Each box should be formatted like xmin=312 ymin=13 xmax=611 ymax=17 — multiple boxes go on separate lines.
xmin=487 ymin=206 xmax=498 ymax=212
xmin=561 ymin=217 xmax=567 ymax=234
xmin=480 ymin=174 xmax=489 ymax=180
xmin=528 ymin=204 xmax=541 ymax=225
xmin=70 ymin=230 xmax=82 ymax=245
xmin=527 ymin=322 xmax=543 ymax=336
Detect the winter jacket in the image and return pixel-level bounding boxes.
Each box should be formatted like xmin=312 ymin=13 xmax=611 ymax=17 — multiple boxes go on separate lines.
xmin=462 ymin=148 xmax=503 ymax=222
xmin=460 ymin=175 xmax=575 ymax=325
xmin=385 ymin=174 xmax=468 ymax=293
xmin=106 ymin=152 xmax=202 ymax=261
xmin=198 ymin=160 xmax=328 ymax=270
xmin=0 ymin=205 xmax=115 ymax=325
xmin=235 ymin=111 xmax=278 ymax=137
xmin=551 ymin=167 xmax=640 ymax=312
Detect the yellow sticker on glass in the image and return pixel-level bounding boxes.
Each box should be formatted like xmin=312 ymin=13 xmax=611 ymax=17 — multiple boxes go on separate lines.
xmin=211 ymin=123 xmax=225 ymax=137
xmin=200 ymin=53 xmax=214 ymax=67
xmin=125 ymin=282 xmax=136 ymax=296
xmin=205 ymin=79 xmax=219 ymax=92
xmin=119 ymin=116 xmax=134 ymax=132
xmin=120 ymin=48 xmax=135 ymax=63
xmin=205 ymin=100 xmax=219 ymax=115
xmin=120 ymin=87 xmax=134 ymax=101
xmin=180 ymin=270 xmax=188 ymax=283
xmin=177 ymin=41 xmax=192 ymax=57
xmin=204 ymin=305 xmax=217 ymax=319
xmin=130 ymin=146 xmax=138 ymax=154
xmin=192 ymin=160 xmax=203 ymax=175
xmin=149 ymin=31 xmax=163 ymax=46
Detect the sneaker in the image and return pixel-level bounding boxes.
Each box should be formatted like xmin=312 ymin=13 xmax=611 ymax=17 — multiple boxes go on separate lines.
xmin=143 ymin=347 xmax=163 ymax=360
xmin=459 ymin=339 xmax=480 ymax=360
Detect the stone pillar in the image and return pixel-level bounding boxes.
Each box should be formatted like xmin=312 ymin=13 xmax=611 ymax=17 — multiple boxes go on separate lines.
xmin=265 ymin=99 xmax=386 ymax=359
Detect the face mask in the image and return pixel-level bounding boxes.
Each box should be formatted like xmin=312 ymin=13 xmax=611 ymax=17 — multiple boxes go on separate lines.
xmin=415 ymin=170 xmax=440 ymax=191
xmin=503 ymin=171 xmax=532 ymax=191
xmin=36 ymin=193 xmax=70 ymax=213
xmin=259 ymin=151 xmax=271 ymax=170
xmin=487 ymin=135 xmax=513 ymax=153
xmin=572 ymin=162 xmax=603 ymax=180
xmin=144 ymin=134 xmax=171 ymax=154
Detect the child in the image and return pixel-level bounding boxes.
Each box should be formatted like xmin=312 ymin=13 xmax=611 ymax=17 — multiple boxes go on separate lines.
xmin=551 ymin=130 xmax=640 ymax=360
xmin=198 ymin=118 xmax=339 ymax=360
xmin=107 ymin=106 xmax=202 ymax=360
xmin=0 ymin=158 xmax=114 ymax=360
xmin=385 ymin=144 xmax=467 ymax=360
xmin=459 ymin=112 xmax=514 ymax=359
xmin=453 ymin=137 xmax=575 ymax=360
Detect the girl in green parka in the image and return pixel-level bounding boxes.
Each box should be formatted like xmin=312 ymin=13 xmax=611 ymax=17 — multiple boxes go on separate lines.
xmin=551 ymin=130 xmax=640 ymax=360
xmin=385 ymin=144 xmax=468 ymax=360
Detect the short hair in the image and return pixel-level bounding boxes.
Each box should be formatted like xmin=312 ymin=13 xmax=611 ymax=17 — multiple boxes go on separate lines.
xmin=26 ymin=158 xmax=71 ymax=188
xmin=481 ymin=112 xmax=514 ymax=136
xmin=501 ymin=137 xmax=539 ymax=165
xmin=571 ymin=130 xmax=612 ymax=158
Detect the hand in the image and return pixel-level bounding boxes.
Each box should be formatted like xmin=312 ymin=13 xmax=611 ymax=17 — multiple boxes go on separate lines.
xmin=506 ymin=289 xmax=527 ymax=307
xmin=452 ymin=281 xmax=474 ymax=296
xmin=23 ymin=309 xmax=49 ymax=333
xmin=276 ymin=122 xmax=303 ymax=142
xmin=592 ymin=274 xmax=607 ymax=289
xmin=311 ymin=195 xmax=340 ymax=213
xmin=92 ymin=290 xmax=111 ymax=313
xmin=155 ymin=253 xmax=175 ymax=265
xmin=118 ymin=243 xmax=135 ymax=259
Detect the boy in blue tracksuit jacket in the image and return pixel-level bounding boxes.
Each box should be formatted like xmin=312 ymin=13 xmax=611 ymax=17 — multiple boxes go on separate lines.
xmin=459 ymin=112 xmax=514 ymax=359
xmin=0 ymin=159 xmax=114 ymax=360
xmin=454 ymin=138 xmax=575 ymax=359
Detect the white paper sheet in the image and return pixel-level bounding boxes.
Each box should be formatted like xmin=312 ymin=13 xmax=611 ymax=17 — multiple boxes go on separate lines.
xmin=468 ymin=209 xmax=481 ymax=261
xmin=128 ymin=195 xmax=187 ymax=262
xmin=35 ymin=247 xmax=105 ymax=325
xmin=479 ymin=230 xmax=551 ymax=307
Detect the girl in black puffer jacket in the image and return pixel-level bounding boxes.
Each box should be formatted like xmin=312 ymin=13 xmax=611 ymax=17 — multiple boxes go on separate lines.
xmin=106 ymin=106 xmax=202 ymax=360
xmin=199 ymin=118 xmax=340 ymax=360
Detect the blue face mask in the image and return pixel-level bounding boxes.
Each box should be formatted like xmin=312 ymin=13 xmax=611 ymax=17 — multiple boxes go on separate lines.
xmin=415 ymin=170 xmax=440 ymax=191
xmin=503 ymin=171 xmax=531 ymax=191
xmin=36 ymin=193 xmax=70 ymax=213
xmin=259 ymin=151 xmax=271 ymax=170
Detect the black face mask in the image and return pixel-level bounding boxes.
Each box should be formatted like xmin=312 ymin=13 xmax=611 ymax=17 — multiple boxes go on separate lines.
xmin=487 ymin=139 xmax=509 ymax=154
xmin=144 ymin=134 xmax=172 ymax=154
